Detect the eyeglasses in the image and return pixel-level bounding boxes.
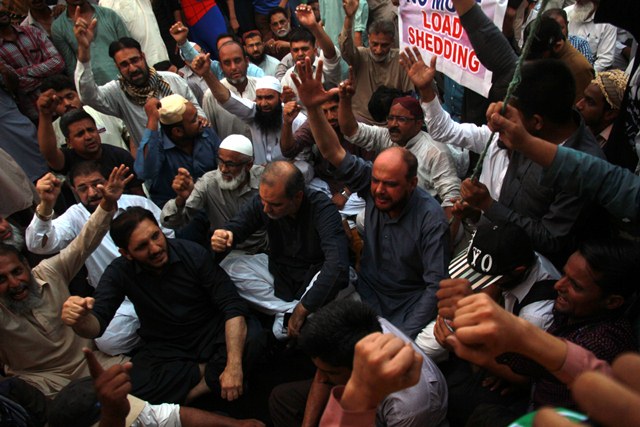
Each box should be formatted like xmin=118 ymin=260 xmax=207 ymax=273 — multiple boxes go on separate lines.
xmin=217 ymin=158 xmax=249 ymax=168
xmin=386 ymin=115 xmax=419 ymax=124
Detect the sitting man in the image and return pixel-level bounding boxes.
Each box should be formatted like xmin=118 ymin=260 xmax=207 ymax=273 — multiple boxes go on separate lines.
xmin=269 ymin=300 xmax=448 ymax=427
xmin=339 ymin=78 xmax=461 ymax=221
xmin=339 ymin=0 xmax=413 ymax=124
xmin=136 ymin=93 xmax=221 ymax=207
xmin=292 ymin=58 xmax=450 ymax=338
xmin=36 ymin=97 xmax=144 ymax=196
xmin=439 ymin=239 xmax=640 ymax=424
xmin=416 ymin=223 xmax=560 ymax=365
xmin=193 ymin=53 xmax=312 ymax=179
xmin=280 ymin=7 xmax=342 ymax=102
xmin=161 ymin=134 xmax=268 ymax=255
xmin=62 ymin=207 xmax=263 ymax=404
xmin=243 ymin=30 xmax=280 ymax=76
xmin=39 ymin=75 xmax=133 ymax=153
xmin=264 ymin=7 xmax=293 ymax=60
xmin=73 ymin=11 xmax=203 ymax=147
xmin=26 ymin=162 xmax=174 ymax=356
xmin=211 ymin=161 xmax=350 ymax=339
xmin=576 ymin=69 xmax=628 ymax=148
xmin=0 ymin=165 xmax=130 ymax=397
xmin=400 ymin=48 xmax=604 ymax=268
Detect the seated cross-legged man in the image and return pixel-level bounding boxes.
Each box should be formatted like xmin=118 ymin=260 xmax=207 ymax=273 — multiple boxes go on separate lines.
xmin=211 ymin=161 xmax=351 ymax=340
xmin=0 ymin=165 xmax=131 ymax=398
xmin=291 ymin=57 xmax=450 ymax=339
xmin=62 ymin=207 xmax=265 ymax=404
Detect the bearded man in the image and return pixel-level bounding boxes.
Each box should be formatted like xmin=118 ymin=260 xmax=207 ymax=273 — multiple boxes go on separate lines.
xmin=565 ymin=0 xmax=617 ymax=72
xmin=192 ymin=52 xmax=313 ymax=179
xmin=161 ymin=134 xmax=268 ymax=254
xmin=73 ymin=10 xmax=204 ymax=146
xmin=339 ymin=2 xmax=414 ymax=124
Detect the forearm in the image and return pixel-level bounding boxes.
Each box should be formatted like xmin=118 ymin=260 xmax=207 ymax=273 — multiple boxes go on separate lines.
xmin=302 ymin=372 xmax=333 ymax=427
xmin=452 ymin=0 xmax=477 ymax=16
xmin=72 ymin=312 xmax=102 ymax=338
xmin=513 ymin=317 xmax=567 ymax=374
xmin=38 ymin=115 xmax=65 ymax=170
xmin=338 ymin=97 xmax=358 ymax=138
xmin=339 ymin=16 xmax=356 ymax=65
xmin=308 ymin=105 xmax=346 ymax=166
xmin=202 ymin=70 xmax=231 ymax=103
xmin=224 ymin=316 xmax=247 ymax=370
xmin=280 ymin=121 xmax=297 ymax=157
xmin=308 ymin=23 xmax=336 ymax=59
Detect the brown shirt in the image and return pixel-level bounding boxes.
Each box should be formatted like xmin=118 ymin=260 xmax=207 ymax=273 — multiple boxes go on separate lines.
xmin=0 ymin=205 xmax=126 ymax=397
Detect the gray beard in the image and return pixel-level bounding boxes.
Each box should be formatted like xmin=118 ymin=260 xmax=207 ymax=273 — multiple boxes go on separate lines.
xmin=1 ymin=278 xmax=43 ymax=315
xmin=217 ymin=169 xmax=248 ymax=191
xmin=228 ymin=75 xmax=248 ymax=86
xmin=569 ymin=2 xmax=595 ymax=23
xmin=3 ymin=223 xmax=25 ymax=252
xmin=368 ymin=50 xmax=390 ymax=63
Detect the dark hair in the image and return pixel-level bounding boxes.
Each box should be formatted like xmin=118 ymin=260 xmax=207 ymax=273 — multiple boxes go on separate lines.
xmin=289 ymin=27 xmax=316 ymax=46
xmin=110 ymin=207 xmax=158 ymax=250
xmin=268 ymin=6 xmax=289 ymax=23
xmin=542 ymin=8 xmax=569 ymax=26
xmin=109 ymin=37 xmax=142 ymax=59
xmin=368 ymin=19 xmax=395 ymax=38
xmin=0 ymin=242 xmax=26 ymax=264
xmin=40 ymin=75 xmax=76 ymax=93
xmin=216 ymin=32 xmax=242 ymax=47
xmin=243 ymin=30 xmax=262 ymax=44
xmin=152 ymin=60 xmax=174 ymax=71
xmin=578 ymin=240 xmax=640 ymax=299
xmin=60 ymin=109 xmax=97 ymax=138
xmin=307 ymin=0 xmax=319 ymax=4
xmin=524 ymin=16 xmax=565 ymax=59
xmin=298 ymin=300 xmax=382 ymax=368
xmin=514 ymin=59 xmax=575 ymax=124
xmin=68 ymin=161 xmax=103 ymax=187
xmin=368 ymin=86 xmax=408 ymax=123
xmin=261 ymin=161 xmax=305 ymax=199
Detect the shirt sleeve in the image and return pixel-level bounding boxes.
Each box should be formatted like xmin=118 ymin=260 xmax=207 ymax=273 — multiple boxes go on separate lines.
xmin=135 ymin=129 xmax=165 ymax=180
xmin=592 ymin=23 xmax=617 ymax=72
xmin=300 ymin=196 xmax=350 ymax=312
xmin=34 ymin=205 xmax=113 ymax=288
xmin=344 ymin=123 xmax=392 ymax=152
xmin=319 ymin=386 xmax=377 ymax=427
xmin=334 ymin=152 xmax=373 ymax=197
xmin=423 ymin=141 xmax=461 ymax=207
xmin=25 ymin=206 xmax=82 ymax=255
xmin=421 ymin=97 xmax=493 ymax=154
xmin=51 ymin=18 xmax=77 ymax=78
xmin=552 ymin=341 xmax=614 ymax=385
xmin=75 ymin=60 xmax=120 ymax=116
xmin=541 ymin=145 xmax=640 ymax=222
xmin=221 ymin=92 xmax=258 ymax=122
xmin=15 ymin=27 xmax=65 ymax=90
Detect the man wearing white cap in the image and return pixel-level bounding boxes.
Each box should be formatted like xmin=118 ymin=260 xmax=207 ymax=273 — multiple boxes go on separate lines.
xmin=135 ymin=93 xmax=221 ymax=207
xmin=161 ymin=134 xmax=268 ymax=254
xmin=191 ymin=52 xmax=313 ymax=180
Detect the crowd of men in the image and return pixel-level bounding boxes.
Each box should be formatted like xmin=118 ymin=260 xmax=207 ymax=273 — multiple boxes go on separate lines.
xmin=1 ymin=0 xmax=640 ymax=425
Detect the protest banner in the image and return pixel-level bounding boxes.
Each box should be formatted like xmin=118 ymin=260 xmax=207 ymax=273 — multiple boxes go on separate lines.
xmin=399 ymin=0 xmax=508 ymax=97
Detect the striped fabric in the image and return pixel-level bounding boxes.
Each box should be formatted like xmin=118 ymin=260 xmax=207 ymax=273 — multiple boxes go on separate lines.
xmin=448 ymin=248 xmax=503 ymax=291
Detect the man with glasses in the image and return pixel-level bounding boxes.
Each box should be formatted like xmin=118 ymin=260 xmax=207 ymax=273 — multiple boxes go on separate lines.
xmin=136 ymin=94 xmax=221 ymax=207
xmin=26 ymin=162 xmax=173 ymax=357
xmin=338 ymin=78 xmax=461 ymax=219
xmin=161 ymin=134 xmax=268 ymax=254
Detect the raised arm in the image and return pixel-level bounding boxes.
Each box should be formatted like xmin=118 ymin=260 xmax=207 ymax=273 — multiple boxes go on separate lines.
xmin=280 ymin=100 xmax=303 ymax=157
xmin=36 ymin=90 xmax=66 ymax=170
xmin=337 ymin=67 xmax=358 ymax=138
xmin=191 ymin=52 xmax=232 ymax=104
xmin=296 ymin=4 xmax=336 ymax=60
xmin=338 ymin=0 xmax=360 ymax=67
xmin=291 ymin=58 xmax=346 ymax=167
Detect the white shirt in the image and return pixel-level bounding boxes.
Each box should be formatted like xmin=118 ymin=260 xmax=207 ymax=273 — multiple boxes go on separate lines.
xmin=99 ymin=0 xmax=169 ymax=66
xmin=201 ymin=77 xmax=258 ymax=141
xmin=53 ymin=105 xmax=129 ymax=151
xmin=75 ymin=61 xmax=205 ymax=146
xmin=220 ymin=93 xmax=314 ymax=180
xmin=422 ymin=97 xmax=510 ymax=199
xmin=565 ymin=4 xmax=617 ymax=72
xmin=346 ymin=122 xmax=461 ymax=207
xmin=280 ymin=49 xmax=342 ymax=98
xmin=256 ymin=54 xmax=281 ymax=77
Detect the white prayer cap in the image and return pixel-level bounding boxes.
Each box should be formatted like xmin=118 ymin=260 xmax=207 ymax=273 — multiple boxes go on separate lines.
xmin=159 ymin=94 xmax=188 ymax=125
xmin=256 ymin=76 xmax=282 ymax=94
xmin=219 ymin=134 xmax=254 ymax=157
